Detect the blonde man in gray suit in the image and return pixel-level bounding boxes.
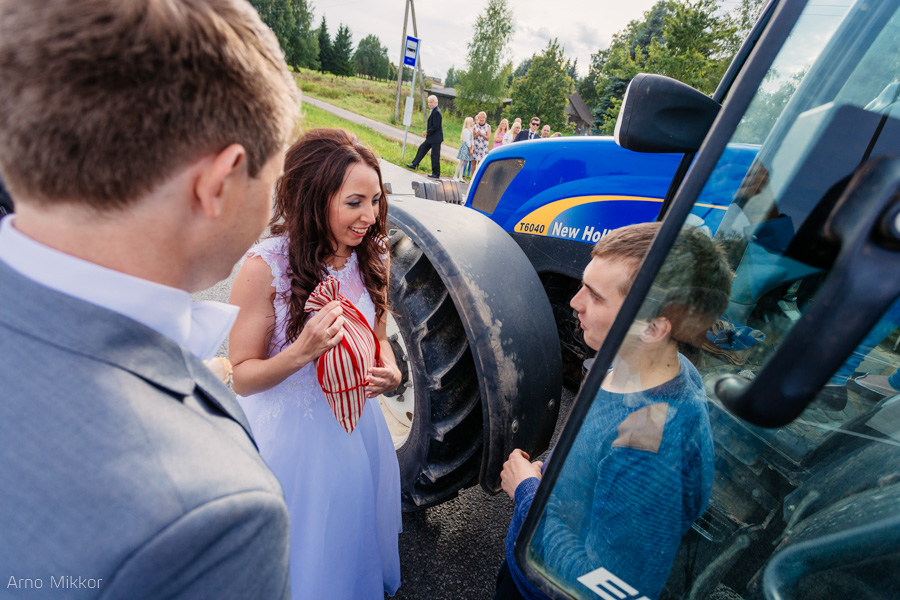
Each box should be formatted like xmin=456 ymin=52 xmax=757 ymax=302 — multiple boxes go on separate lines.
xmin=0 ymin=0 xmax=300 ymax=597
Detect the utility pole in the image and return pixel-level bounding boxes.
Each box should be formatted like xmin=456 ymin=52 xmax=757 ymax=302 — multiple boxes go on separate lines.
xmin=392 ymin=0 xmax=411 ymax=123
xmin=393 ymin=0 xmax=428 ymax=126
xmin=400 ymin=35 xmax=420 ymax=160
xmin=407 ymin=0 xmax=428 ymax=124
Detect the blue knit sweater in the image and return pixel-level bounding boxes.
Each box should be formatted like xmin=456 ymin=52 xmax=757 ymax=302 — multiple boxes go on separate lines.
xmin=505 ymin=354 xmax=715 ymax=600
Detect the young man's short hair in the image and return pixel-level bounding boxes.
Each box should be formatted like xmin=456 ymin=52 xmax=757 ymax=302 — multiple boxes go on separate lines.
xmin=0 ymin=0 xmax=300 ymax=209
xmin=592 ymin=221 xmax=732 ymax=346
xmin=591 ymin=221 xmax=660 ymax=294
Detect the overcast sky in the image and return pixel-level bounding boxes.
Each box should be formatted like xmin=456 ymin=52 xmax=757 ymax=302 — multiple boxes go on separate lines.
xmin=317 ymin=0 xmax=667 ymax=82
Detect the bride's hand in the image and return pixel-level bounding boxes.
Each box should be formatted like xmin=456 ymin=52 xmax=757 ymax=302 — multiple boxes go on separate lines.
xmin=365 ymin=364 xmax=402 ymax=397
xmin=289 ymin=300 xmax=344 ymax=365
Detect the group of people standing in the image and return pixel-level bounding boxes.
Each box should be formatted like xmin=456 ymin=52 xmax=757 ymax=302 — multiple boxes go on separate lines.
xmin=408 ymin=95 xmax=563 ymax=183
xmin=452 ymin=111 xmax=493 ymax=181
xmin=453 ymin=113 xmax=561 ymax=182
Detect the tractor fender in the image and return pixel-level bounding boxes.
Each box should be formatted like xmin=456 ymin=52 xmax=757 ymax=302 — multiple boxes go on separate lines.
xmin=388 ymin=197 xmax=562 ymax=493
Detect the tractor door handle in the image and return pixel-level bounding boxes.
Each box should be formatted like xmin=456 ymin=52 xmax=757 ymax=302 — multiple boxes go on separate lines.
xmin=715 ymin=156 xmax=900 ymax=427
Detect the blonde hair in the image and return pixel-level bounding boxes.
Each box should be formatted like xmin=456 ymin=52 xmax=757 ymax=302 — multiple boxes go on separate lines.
xmin=0 ymin=0 xmax=300 ymax=209
xmin=497 ymin=118 xmax=509 ymax=133
xmin=461 ymin=117 xmax=475 ymax=142
xmin=511 ymin=122 xmax=522 ymax=134
xmin=477 ymin=111 xmax=487 ymax=120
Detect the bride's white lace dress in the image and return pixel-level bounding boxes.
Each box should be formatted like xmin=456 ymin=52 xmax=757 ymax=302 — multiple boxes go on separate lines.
xmin=236 ymin=236 xmax=401 ymax=599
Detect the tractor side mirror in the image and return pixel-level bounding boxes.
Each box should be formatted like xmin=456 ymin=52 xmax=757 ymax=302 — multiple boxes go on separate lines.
xmin=615 ymin=73 xmax=720 ymax=153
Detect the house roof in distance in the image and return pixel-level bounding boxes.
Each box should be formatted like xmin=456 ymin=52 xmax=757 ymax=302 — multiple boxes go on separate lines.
xmin=566 ymin=91 xmax=594 ymax=124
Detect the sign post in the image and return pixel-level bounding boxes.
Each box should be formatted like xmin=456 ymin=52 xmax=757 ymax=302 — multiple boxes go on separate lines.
xmin=401 ymin=35 xmax=419 ymax=160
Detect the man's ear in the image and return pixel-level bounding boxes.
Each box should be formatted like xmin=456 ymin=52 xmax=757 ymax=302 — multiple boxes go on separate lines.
xmin=194 ymin=144 xmax=247 ymax=219
xmin=640 ymin=317 xmax=672 ymax=343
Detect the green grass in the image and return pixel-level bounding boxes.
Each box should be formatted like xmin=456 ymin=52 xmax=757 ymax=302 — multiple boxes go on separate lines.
xmin=299 ymin=102 xmax=458 ymax=177
xmin=294 ymin=68 xmax=464 ymax=151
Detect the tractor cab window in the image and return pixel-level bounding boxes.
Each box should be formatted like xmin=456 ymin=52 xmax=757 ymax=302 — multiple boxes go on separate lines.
xmin=518 ymin=1 xmax=900 ymax=599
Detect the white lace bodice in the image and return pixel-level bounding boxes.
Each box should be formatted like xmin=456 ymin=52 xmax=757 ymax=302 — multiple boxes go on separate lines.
xmin=239 ymin=236 xmax=377 ymax=427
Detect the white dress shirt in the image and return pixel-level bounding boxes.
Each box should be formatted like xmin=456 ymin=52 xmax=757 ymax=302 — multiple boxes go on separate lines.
xmin=0 ymin=216 xmax=238 ymax=360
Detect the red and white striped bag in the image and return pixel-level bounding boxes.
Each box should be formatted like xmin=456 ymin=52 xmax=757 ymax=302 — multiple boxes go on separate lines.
xmin=304 ymin=275 xmax=381 ymax=434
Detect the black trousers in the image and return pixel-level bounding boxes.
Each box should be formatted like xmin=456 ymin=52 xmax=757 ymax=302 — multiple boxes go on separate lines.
xmin=411 ymin=140 xmax=441 ymax=176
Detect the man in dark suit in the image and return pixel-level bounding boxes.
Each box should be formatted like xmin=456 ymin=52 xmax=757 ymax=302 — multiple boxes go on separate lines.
xmin=0 ymin=0 xmax=299 ymax=597
xmin=515 ymin=116 xmax=542 ymax=142
xmin=407 ymin=94 xmax=444 ymax=179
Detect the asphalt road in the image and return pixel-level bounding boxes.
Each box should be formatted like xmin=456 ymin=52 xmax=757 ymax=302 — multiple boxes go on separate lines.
xmin=303 ymin=96 xmax=461 ymax=162
xmin=192 ymin=181 xmax=577 ymax=598
xmin=389 ymin=385 xmax=574 ymax=600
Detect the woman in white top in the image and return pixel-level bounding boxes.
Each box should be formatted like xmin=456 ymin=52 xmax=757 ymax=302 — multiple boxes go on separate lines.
xmin=229 ymin=128 xmax=402 ymax=599
xmin=504 ymin=121 xmax=521 ymax=145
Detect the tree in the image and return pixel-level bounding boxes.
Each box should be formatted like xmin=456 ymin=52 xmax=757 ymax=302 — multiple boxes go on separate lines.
xmin=590 ymin=0 xmax=740 ymax=134
xmin=507 ymin=39 xmax=574 ymax=132
xmin=354 ymin=34 xmax=391 ymax=80
xmin=731 ymin=0 xmax=767 ymax=43
xmin=643 ymin=0 xmax=737 ymax=92
xmin=591 ymin=0 xmax=675 ymax=133
xmin=513 ymin=57 xmax=532 ymax=79
xmin=507 ymin=56 xmax=532 ymax=88
xmin=316 ymin=16 xmax=335 ymax=73
xmin=332 ymin=24 xmax=354 ymax=77
xmin=576 ymin=50 xmax=605 ymax=113
xmin=286 ymin=0 xmax=319 ymax=70
xmin=456 ymin=0 xmax=515 ymax=116
xmin=249 ymin=0 xmax=319 ymax=70
xmin=250 ymin=0 xmax=294 ymax=60
xmin=444 ymin=66 xmax=461 ymax=88
xmin=567 ymin=58 xmax=579 ymax=82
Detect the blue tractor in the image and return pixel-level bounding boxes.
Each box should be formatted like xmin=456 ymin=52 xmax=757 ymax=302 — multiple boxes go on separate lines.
xmin=384 ymin=136 xmax=757 ymax=511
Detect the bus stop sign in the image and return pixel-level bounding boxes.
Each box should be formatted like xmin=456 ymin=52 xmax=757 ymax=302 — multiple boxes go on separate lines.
xmin=404 ymin=36 xmax=419 ymax=67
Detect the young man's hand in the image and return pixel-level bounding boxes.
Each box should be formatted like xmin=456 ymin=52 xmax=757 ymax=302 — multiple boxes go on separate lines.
xmin=500 ymin=449 xmax=543 ymax=500
xmin=366 ymin=364 xmax=402 ymax=397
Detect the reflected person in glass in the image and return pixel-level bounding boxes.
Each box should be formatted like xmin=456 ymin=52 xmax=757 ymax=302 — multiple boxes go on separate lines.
xmin=495 ymin=222 xmax=732 ymax=600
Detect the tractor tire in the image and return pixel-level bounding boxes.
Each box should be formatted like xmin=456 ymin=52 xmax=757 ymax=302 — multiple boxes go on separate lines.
xmin=384 ymin=228 xmax=483 ymax=510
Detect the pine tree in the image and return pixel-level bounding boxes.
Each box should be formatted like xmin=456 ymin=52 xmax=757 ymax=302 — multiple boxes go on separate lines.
xmin=317 ymin=16 xmax=334 ymax=74
xmin=332 ymin=24 xmax=354 ymax=77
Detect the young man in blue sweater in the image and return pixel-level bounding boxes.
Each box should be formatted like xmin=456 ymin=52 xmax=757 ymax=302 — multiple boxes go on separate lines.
xmin=495 ymin=222 xmax=732 ymax=600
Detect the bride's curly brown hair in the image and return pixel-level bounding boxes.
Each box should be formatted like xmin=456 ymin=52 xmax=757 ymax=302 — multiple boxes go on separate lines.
xmin=269 ymin=128 xmax=389 ymax=346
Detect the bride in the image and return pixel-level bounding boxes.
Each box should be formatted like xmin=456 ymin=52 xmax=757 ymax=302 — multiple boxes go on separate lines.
xmin=228 ymin=128 xmax=402 ymax=598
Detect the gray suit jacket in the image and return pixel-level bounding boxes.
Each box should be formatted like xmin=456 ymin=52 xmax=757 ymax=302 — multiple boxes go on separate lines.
xmin=0 ymin=259 xmax=290 ymax=599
